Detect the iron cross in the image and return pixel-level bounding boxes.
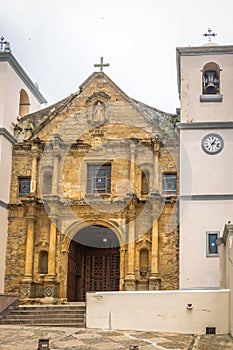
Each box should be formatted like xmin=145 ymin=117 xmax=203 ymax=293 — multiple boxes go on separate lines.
xmin=203 ymin=28 xmax=217 ymax=42
xmin=94 ymin=57 xmax=110 ymax=72
xmin=0 ymin=36 xmax=7 ymax=50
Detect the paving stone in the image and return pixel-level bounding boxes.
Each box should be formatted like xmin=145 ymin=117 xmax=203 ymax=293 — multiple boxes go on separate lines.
xmin=0 ymin=326 xmax=232 ymax=350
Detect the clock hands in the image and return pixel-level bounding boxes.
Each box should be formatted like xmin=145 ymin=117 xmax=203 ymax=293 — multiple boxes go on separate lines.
xmin=202 ymin=134 xmax=223 ymax=154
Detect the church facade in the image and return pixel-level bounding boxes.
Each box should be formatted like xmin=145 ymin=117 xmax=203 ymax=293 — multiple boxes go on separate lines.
xmin=4 ymin=70 xmax=179 ymax=303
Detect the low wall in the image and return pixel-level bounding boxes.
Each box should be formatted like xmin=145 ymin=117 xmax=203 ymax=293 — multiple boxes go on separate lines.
xmin=0 ymin=294 xmax=18 ymax=320
xmin=86 ymin=289 xmax=230 ymax=334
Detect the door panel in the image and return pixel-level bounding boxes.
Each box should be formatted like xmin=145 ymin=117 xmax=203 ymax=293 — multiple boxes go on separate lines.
xmin=67 ymin=242 xmax=120 ymax=301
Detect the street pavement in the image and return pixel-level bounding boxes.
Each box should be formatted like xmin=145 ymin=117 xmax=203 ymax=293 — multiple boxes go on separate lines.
xmin=0 ymin=325 xmax=232 ymax=349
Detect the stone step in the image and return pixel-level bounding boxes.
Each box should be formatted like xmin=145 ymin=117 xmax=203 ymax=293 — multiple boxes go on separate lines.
xmin=12 ymin=309 xmax=85 ymax=315
xmin=0 ymin=304 xmax=86 ymax=327
xmin=6 ymin=313 xmax=85 ymax=320
xmin=1 ymin=319 xmax=84 ymax=327
xmin=17 ymin=305 xmax=86 ymax=311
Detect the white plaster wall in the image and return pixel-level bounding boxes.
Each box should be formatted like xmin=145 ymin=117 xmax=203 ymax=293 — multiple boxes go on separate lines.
xmin=0 ymin=136 xmax=13 ymax=202
xmin=0 ymin=206 xmax=8 ymax=294
xmin=180 ymin=200 xmax=233 ymax=288
xmin=0 ymin=60 xmax=41 ymax=133
xmin=180 ymin=52 xmax=233 ymax=122
xmin=0 ymin=64 xmax=6 ymax=125
xmin=86 ymin=290 xmax=230 ymax=334
xmin=180 ymin=129 xmax=233 ymax=196
xmin=179 ymin=125 xmax=233 ymax=288
xmin=0 ymin=136 xmax=12 ymax=294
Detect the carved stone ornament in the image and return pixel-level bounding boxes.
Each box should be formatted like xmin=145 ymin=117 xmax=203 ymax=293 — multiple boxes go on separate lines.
xmin=44 ymin=285 xmax=55 ymax=297
xmin=86 ymin=92 xmax=111 ymax=125
xmin=21 ymin=285 xmax=31 ymax=298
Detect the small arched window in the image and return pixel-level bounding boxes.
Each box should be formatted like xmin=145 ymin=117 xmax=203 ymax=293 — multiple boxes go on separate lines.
xmin=19 ymin=89 xmax=30 ymax=116
xmin=141 ymin=170 xmax=150 ymax=195
xmin=39 ymin=251 xmax=48 ymax=274
xmin=202 ymin=62 xmax=220 ymax=95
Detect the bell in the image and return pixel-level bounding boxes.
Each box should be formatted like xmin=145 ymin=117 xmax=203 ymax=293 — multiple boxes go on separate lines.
xmin=203 ymin=70 xmax=219 ymax=94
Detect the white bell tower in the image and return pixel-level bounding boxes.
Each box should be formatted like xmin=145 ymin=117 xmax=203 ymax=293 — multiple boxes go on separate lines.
xmin=0 ymin=37 xmax=46 ymax=293
xmin=177 ymin=39 xmax=233 ymax=289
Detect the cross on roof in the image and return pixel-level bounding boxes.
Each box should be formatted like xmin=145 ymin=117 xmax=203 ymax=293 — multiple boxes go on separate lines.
xmin=203 ymin=28 xmax=217 ymax=42
xmin=0 ymin=36 xmax=7 ymax=50
xmin=94 ymin=57 xmax=110 ymax=72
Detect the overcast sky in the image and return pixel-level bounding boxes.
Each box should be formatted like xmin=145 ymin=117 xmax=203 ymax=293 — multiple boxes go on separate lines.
xmin=1 ymin=0 xmax=232 ymax=113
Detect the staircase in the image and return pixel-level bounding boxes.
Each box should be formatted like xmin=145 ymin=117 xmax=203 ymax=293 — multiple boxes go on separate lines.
xmin=0 ymin=303 xmax=86 ymax=327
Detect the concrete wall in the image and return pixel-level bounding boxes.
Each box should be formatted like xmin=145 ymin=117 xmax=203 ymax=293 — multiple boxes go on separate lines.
xmin=86 ymin=290 xmax=230 ymax=334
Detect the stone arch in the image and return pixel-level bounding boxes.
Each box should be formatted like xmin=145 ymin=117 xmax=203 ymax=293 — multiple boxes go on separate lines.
xmin=202 ymin=61 xmax=221 ymax=95
xmin=19 ymin=89 xmax=30 ymax=116
xmin=64 ymin=219 xmax=123 ymax=301
xmin=62 ymin=218 xmax=125 ymax=252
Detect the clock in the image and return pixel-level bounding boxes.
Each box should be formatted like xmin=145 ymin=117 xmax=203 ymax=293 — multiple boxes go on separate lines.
xmin=202 ymin=133 xmax=224 ymax=155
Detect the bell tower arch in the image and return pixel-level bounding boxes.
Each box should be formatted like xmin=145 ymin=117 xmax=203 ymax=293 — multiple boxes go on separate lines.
xmin=66 ymin=223 xmax=121 ymax=302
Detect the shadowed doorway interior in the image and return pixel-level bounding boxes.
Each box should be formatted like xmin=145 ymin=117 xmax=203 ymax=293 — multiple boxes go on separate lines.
xmin=67 ymin=225 xmax=120 ymax=302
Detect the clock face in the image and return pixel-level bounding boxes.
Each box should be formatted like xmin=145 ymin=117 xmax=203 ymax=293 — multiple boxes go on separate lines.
xmin=202 ymin=133 xmax=224 ymax=155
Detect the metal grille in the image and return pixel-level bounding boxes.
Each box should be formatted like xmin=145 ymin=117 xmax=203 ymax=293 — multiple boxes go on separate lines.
xmin=206 ymin=327 xmax=216 ymax=334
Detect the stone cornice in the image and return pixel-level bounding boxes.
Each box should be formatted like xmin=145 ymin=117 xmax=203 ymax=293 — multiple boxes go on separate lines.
xmin=0 ymin=52 xmax=47 ymax=104
xmin=0 ymin=127 xmax=17 ymax=144
xmin=0 ymin=199 xmax=9 ymax=209
xmin=176 ymin=122 xmax=233 ymax=130
xmin=179 ymin=194 xmax=233 ymax=201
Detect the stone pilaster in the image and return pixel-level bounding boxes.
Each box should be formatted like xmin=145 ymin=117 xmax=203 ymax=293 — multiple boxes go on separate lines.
xmin=21 ymin=206 xmax=36 ymax=298
xmin=149 ymin=216 xmax=161 ymax=290
xmin=51 ymin=134 xmax=62 ymax=197
xmin=130 ymin=143 xmax=136 ymax=192
xmin=30 ymin=144 xmax=40 ymax=195
xmin=152 ymin=140 xmax=161 ymax=194
xmin=51 ymin=156 xmax=60 ymax=196
xmin=24 ymin=219 xmax=36 ymax=279
xmin=48 ymin=220 xmax=57 ymax=279
xmin=119 ymin=246 xmax=126 ymax=291
xmin=125 ymin=203 xmax=136 ymax=290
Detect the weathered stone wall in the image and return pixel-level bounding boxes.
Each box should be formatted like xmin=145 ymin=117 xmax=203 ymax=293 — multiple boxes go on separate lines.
xmin=5 ymin=72 xmax=179 ymax=301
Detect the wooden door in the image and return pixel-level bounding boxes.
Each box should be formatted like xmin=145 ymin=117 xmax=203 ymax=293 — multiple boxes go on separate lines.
xmin=67 ymin=242 xmax=120 ymax=302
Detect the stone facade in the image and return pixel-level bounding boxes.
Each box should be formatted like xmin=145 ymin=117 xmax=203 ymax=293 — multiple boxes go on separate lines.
xmin=5 ymin=72 xmax=179 ymax=303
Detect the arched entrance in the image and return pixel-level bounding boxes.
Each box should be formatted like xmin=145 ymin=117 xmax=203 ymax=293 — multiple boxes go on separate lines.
xmin=67 ymin=225 xmax=120 ymax=301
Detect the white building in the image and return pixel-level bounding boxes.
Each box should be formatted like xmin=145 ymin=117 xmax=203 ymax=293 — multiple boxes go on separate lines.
xmin=0 ymin=37 xmax=46 ymax=293
xmin=177 ymin=43 xmax=233 ymax=289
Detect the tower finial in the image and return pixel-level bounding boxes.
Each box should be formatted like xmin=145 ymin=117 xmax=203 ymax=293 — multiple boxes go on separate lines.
xmin=203 ymin=28 xmax=217 ymax=42
xmin=0 ymin=36 xmax=11 ymax=52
